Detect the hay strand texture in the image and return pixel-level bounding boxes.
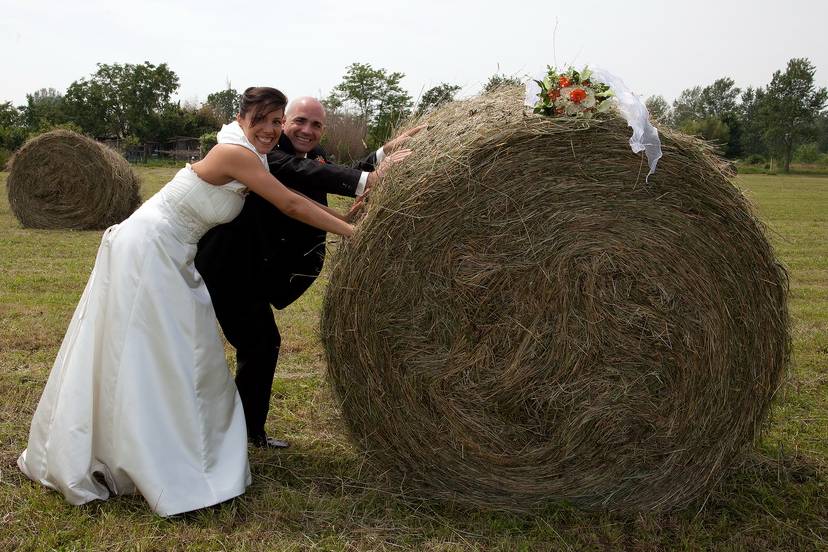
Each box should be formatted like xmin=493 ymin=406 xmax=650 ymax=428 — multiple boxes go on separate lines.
xmin=7 ymin=130 xmax=141 ymax=230
xmin=321 ymin=87 xmax=790 ymax=513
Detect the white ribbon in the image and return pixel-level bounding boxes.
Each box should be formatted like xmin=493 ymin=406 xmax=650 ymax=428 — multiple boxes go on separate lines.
xmin=524 ymin=79 xmax=542 ymax=108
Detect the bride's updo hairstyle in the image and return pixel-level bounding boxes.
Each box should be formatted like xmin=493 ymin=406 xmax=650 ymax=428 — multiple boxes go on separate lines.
xmin=239 ymin=86 xmax=288 ymax=125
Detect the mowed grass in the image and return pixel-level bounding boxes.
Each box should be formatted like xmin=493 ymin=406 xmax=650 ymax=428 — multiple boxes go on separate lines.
xmin=0 ymin=168 xmax=826 ymax=551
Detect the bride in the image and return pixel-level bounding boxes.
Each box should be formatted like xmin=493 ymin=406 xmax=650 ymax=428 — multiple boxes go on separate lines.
xmin=17 ymin=87 xmax=353 ymax=516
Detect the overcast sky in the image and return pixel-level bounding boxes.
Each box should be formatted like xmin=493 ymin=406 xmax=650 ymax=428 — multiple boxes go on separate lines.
xmin=2 ymin=0 xmax=827 ymax=108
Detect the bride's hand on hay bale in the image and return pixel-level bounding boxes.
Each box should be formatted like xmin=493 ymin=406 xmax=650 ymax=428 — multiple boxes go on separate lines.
xmin=344 ymin=194 xmax=367 ymax=223
xmin=382 ymin=123 xmax=427 ymax=154
xmin=366 ymin=149 xmax=414 ymax=191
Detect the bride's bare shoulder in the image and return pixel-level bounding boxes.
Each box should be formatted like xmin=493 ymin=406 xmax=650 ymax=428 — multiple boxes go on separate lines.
xmin=192 ymin=144 xmax=263 ymax=182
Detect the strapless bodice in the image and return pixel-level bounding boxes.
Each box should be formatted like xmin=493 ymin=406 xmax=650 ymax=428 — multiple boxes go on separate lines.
xmin=140 ymin=165 xmax=247 ymax=244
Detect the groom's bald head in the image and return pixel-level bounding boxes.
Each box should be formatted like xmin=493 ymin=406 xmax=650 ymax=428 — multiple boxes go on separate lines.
xmin=283 ymin=97 xmax=326 ymax=155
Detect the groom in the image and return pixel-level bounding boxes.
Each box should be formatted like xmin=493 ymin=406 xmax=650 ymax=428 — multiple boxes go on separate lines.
xmin=195 ymin=97 xmax=420 ymax=448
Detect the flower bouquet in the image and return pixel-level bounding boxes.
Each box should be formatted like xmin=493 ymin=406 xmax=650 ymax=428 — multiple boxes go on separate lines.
xmin=530 ymin=66 xmax=614 ymax=119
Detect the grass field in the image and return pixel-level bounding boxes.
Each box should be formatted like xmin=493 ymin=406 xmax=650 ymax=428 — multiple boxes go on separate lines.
xmin=0 ymin=168 xmax=826 ymax=551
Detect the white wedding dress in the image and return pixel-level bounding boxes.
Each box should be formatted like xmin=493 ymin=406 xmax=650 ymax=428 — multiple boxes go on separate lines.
xmin=18 ymin=122 xmax=262 ymax=516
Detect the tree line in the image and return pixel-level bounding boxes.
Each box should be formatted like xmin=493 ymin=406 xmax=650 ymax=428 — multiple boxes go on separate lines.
xmin=0 ymin=62 xmax=246 ymax=163
xmin=1 ymin=58 xmax=825 ymax=172
xmin=645 ymin=58 xmax=827 ymax=172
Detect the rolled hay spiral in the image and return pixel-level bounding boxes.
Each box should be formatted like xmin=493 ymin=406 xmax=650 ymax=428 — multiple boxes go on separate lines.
xmin=321 ymin=87 xmax=790 ymax=512
xmin=7 ymin=130 xmax=142 ymax=230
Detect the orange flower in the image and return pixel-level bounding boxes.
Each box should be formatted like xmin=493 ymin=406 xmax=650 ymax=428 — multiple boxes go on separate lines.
xmin=547 ymin=89 xmax=560 ymax=101
xmin=559 ymin=76 xmax=571 ymax=87
xmin=569 ymin=88 xmax=587 ymax=103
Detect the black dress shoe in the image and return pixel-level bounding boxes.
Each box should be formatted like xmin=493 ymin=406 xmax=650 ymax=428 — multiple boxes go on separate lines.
xmin=249 ymin=434 xmax=290 ymax=449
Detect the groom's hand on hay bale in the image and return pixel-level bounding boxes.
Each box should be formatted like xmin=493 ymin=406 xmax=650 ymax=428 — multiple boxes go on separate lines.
xmin=363 ymin=125 xmax=424 ymax=191
xmin=381 ymin=123 xmax=427 ymax=154
xmin=365 ymin=148 xmax=414 ymax=191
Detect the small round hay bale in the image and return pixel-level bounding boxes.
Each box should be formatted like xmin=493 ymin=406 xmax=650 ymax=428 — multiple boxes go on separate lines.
xmin=321 ymin=88 xmax=790 ymax=512
xmin=7 ymin=130 xmax=141 ymax=230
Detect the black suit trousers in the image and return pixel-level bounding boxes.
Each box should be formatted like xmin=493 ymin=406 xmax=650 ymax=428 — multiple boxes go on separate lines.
xmin=202 ymin=273 xmax=281 ymax=440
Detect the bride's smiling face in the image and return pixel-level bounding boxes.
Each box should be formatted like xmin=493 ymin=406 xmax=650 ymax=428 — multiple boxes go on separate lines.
xmin=237 ymin=108 xmax=285 ymax=154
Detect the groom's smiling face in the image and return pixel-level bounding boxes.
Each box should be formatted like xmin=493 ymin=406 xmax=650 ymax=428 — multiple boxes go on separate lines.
xmin=283 ymin=98 xmax=326 ymax=155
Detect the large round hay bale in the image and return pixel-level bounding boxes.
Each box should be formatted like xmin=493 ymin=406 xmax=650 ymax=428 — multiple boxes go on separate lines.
xmin=7 ymin=130 xmax=141 ymax=229
xmin=321 ymin=88 xmax=790 ymax=512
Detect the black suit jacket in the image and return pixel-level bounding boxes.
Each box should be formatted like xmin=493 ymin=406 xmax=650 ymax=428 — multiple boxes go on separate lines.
xmin=195 ymin=134 xmax=377 ymax=309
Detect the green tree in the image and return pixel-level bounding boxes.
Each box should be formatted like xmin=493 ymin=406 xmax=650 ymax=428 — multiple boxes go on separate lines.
xmin=673 ymin=78 xmax=743 ymax=157
xmin=699 ymin=78 xmax=743 ymax=157
xmin=698 ymin=78 xmax=741 ymax=119
xmin=64 ymin=61 xmax=180 ymax=141
xmin=816 ymin=111 xmax=828 ymax=153
xmin=793 ymin=142 xmax=820 ymax=163
xmin=482 ymin=73 xmax=522 ymax=93
xmin=64 ymin=78 xmax=110 ymax=137
xmin=673 ymin=78 xmax=741 ymax=125
xmin=22 ymin=88 xmax=67 ymax=132
xmin=645 ymin=95 xmax=671 ymax=124
xmin=680 ymin=117 xmax=731 ymax=153
xmin=0 ymin=102 xmax=27 ymax=151
xmin=760 ymin=58 xmax=828 ymax=172
xmin=199 ymin=131 xmax=218 ymax=157
xmin=671 ymin=86 xmax=704 ymax=128
xmin=155 ymin=102 xmax=222 ymax=143
xmin=738 ymin=86 xmax=768 ymax=157
xmin=0 ymin=101 xmax=21 ymax=128
xmin=417 ymin=83 xmax=461 ymax=115
xmin=205 ymin=87 xmax=240 ymax=123
xmin=327 ymin=62 xmax=413 ymax=149
xmin=370 ymin=107 xmax=409 ymax=150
